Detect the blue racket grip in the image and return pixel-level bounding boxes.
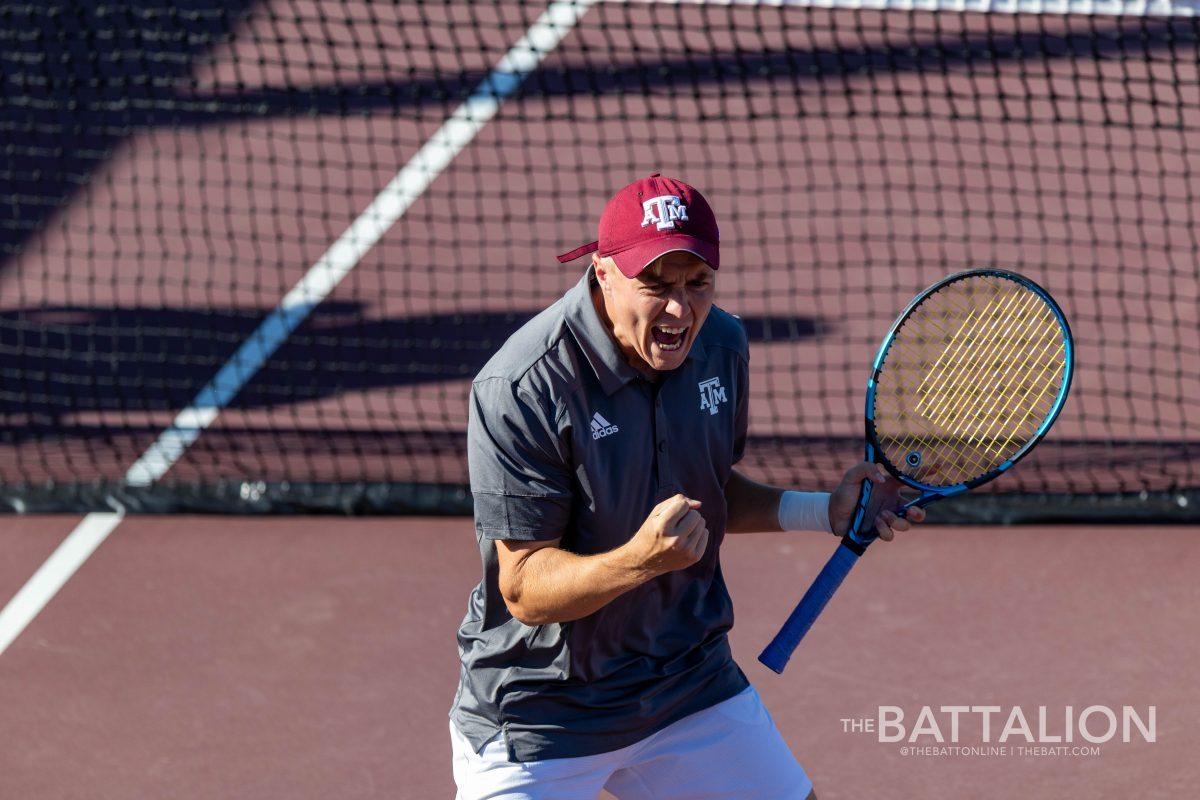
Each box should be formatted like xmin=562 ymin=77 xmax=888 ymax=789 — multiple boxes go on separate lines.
xmin=758 ymin=539 xmax=862 ymax=674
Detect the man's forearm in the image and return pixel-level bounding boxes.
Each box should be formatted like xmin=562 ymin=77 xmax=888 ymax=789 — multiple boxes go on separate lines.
xmin=724 ymin=468 xmax=786 ymax=533
xmin=503 ymin=543 xmax=655 ymax=626
xmin=725 ymin=468 xmax=833 ymax=534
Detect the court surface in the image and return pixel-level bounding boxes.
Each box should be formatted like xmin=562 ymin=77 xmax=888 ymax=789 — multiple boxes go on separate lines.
xmin=2 ymin=3 xmax=1197 ymax=798
xmin=2 ymin=517 xmax=1196 ymax=799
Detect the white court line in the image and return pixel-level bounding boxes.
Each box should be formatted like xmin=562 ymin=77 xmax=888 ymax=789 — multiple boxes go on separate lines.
xmin=124 ymin=0 xmax=595 ymax=487
xmin=0 ymin=0 xmax=595 ymax=656
xmin=0 ymin=513 xmax=124 ymax=656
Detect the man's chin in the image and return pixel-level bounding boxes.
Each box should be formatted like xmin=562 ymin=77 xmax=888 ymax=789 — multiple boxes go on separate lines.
xmin=646 ymin=344 xmax=689 ymax=371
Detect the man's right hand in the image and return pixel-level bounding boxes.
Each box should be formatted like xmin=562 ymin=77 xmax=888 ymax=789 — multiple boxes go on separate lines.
xmin=623 ymin=494 xmax=709 ymax=577
xmin=495 ymin=493 xmax=709 ymax=625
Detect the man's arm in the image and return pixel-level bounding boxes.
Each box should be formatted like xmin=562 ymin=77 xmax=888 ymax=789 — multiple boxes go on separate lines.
xmin=497 ymin=494 xmax=709 ymax=626
xmin=724 ymin=468 xmax=785 ymax=533
xmin=497 ymin=539 xmax=653 ymax=626
xmin=725 ymin=465 xmax=926 ymax=537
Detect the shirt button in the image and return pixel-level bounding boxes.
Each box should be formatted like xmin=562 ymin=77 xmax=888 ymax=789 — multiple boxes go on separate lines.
xmin=658 ymin=441 xmax=666 ymax=453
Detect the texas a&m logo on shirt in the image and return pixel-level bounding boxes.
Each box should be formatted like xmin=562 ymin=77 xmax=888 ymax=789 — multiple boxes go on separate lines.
xmin=640 ymin=195 xmax=689 ymax=231
xmin=698 ymin=377 xmax=727 ymax=415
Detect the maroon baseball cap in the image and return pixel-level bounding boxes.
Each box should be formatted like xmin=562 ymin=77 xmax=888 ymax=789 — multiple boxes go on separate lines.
xmin=556 ymin=173 xmax=719 ymax=277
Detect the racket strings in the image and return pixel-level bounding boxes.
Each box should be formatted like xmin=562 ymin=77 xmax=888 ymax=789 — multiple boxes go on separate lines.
xmin=914 ymin=288 xmax=1034 ymax=419
xmin=902 ymin=305 xmax=1060 ymax=481
xmin=924 ymin=296 xmax=1059 ymax=441
xmin=966 ymin=314 xmax=1064 ymax=445
xmin=914 ymin=327 xmax=1061 ymax=480
xmin=882 ymin=293 xmax=1039 ymax=479
xmin=907 ymin=307 xmax=1032 ymax=455
xmin=894 ymin=287 xmax=1062 ymax=481
xmin=873 ymin=276 xmax=1068 ymax=487
xmin=915 ymin=291 xmax=1041 ymax=433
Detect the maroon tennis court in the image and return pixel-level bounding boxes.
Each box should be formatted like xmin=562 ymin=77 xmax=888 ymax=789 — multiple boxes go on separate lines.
xmin=2 ymin=2 xmax=1198 ymax=798
xmin=2 ymin=518 xmax=1197 ymax=797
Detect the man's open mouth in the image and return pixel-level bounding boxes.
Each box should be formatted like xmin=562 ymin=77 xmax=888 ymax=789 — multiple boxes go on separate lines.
xmin=651 ymin=325 xmax=688 ymax=352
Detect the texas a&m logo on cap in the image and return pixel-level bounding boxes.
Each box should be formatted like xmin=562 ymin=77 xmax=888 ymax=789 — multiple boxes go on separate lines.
xmin=640 ymin=195 xmax=689 ymax=232
xmin=555 ymin=174 xmax=720 ymax=277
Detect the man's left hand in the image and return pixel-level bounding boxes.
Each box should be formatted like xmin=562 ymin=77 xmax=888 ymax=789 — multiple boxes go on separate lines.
xmin=827 ymin=462 xmax=926 ymax=541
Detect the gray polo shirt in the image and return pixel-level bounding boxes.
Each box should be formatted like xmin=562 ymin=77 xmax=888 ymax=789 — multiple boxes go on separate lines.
xmin=451 ymin=265 xmax=751 ymax=762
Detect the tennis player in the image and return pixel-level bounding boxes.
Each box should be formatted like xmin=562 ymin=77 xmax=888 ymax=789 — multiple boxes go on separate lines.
xmin=450 ymin=174 xmax=924 ymax=799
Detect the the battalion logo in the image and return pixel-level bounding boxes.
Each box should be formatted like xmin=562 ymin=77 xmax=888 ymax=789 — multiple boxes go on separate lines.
xmin=590 ymin=412 xmax=619 ymax=439
xmin=698 ymin=377 xmax=727 ymax=415
xmin=640 ymin=195 xmax=689 ymax=231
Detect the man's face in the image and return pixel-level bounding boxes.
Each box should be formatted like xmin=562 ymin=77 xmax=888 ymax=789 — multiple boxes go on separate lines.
xmin=593 ymin=251 xmax=716 ymax=374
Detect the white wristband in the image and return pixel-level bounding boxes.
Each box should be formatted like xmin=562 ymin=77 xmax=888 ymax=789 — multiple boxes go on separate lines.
xmin=778 ymin=491 xmax=833 ymax=534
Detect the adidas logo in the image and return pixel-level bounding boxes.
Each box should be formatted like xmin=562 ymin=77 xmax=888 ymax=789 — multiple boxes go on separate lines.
xmin=590 ymin=412 xmax=619 ymax=440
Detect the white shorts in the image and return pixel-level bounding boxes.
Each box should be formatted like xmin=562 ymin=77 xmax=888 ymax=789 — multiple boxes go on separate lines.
xmin=450 ymin=686 xmax=813 ymax=800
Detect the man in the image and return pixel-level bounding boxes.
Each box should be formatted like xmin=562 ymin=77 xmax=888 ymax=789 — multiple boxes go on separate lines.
xmin=451 ymin=174 xmax=924 ymax=799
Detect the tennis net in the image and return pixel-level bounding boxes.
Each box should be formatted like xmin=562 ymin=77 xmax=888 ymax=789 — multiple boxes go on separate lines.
xmin=2 ymin=0 xmax=1197 ymax=519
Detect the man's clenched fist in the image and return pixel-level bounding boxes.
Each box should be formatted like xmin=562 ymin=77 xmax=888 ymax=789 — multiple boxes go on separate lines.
xmin=624 ymin=493 xmax=709 ymax=577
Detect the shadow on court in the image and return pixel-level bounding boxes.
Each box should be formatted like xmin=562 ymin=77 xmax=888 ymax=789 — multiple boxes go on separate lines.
xmin=0 ymin=304 xmax=817 ymax=427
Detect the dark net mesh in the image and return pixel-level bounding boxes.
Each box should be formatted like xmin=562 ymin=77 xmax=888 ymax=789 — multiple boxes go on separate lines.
xmin=1 ymin=1 xmax=1197 ymax=515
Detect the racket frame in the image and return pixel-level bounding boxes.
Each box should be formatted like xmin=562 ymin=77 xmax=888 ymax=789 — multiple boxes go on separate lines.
xmin=852 ymin=268 xmax=1075 ymax=546
xmin=759 ymin=269 xmax=1074 ymax=673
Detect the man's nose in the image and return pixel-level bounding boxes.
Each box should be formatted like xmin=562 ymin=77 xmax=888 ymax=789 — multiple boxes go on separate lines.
xmin=663 ymin=290 xmax=688 ymax=319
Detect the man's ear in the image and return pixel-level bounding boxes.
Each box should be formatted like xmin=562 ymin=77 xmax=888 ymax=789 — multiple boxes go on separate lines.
xmin=592 ymin=253 xmax=612 ymax=295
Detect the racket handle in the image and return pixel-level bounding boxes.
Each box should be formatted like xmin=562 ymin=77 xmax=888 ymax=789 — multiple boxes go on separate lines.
xmin=758 ymin=539 xmax=862 ymax=674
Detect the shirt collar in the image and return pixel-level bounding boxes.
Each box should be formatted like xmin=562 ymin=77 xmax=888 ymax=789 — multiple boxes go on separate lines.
xmin=563 ymin=265 xmax=708 ymax=396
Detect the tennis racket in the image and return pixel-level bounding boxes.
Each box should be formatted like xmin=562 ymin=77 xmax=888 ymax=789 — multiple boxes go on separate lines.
xmin=758 ymin=268 xmax=1074 ymax=674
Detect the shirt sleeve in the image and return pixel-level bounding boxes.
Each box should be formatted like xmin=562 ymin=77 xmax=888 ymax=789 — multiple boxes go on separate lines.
xmin=467 ymin=376 xmax=573 ymax=541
